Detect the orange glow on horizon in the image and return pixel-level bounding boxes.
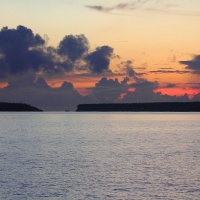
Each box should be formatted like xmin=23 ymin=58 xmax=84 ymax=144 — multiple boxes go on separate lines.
xmin=128 ymin=88 xmax=136 ymax=92
xmin=0 ymin=82 xmax=8 ymax=88
xmin=45 ymin=73 xmax=126 ymax=89
xmin=76 ymin=88 xmax=92 ymax=96
xmin=119 ymin=93 xmax=127 ymax=99
xmin=154 ymin=88 xmax=200 ymax=99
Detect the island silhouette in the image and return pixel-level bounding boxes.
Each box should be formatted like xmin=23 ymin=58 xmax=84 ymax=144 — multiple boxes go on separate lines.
xmin=76 ymin=102 xmax=200 ymax=112
xmin=0 ymin=103 xmax=42 ymax=112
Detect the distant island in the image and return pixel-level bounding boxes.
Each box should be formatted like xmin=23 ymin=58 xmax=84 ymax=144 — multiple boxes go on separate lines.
xmin=0 ymin=102 xmax=43 ymax=112
xmin=76 ymin=102 xmax=200 ymax=112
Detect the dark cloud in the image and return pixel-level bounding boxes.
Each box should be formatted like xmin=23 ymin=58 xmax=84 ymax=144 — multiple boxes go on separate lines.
xmin=119 ymin=60 xmax=136 ymax=76
xmin=0 ymin=25 xmax=49 ymax=76
xmin=88 ymin=73 xmax=159 ymax=104
xmin=119 ymin=60 xmax=145 ymax=75
xmin=86 ymin=5 xmax=111 ymax=12
xmin=0 ymin=76 xmax=84 ymax=111
xmin=59 ymin=81 xmax=74 ymax=90
xmin=121 ymin=77 xmax=189 ymax=104
xmin=192 ymin=93 xmax=200 ymax=101
xmin=35 ymin=77 xmax=51 ymax=89
xmin=85 ymin=1 xmax=191 ymax=16
xmin=122 ymin=89 xmax=189 ymax=103
xmin=160 ymin=67 xmax=174 ymax=69
xmin=117 ymin=60 xmax=160 ymax=101
xmin=180 ymin=55 xmax=200 ymax=74
xmin=0 ymin=25 xmax=117 ymax=77
xmin=86 ymin=46 xmax=114 ymax=73
xmin=0 ymin=74 xmax=194 ymax=110
xmin=149 ymin=70 xmax=190 ymax=74
xmin=86 ymin=1 xmax=200 ymax=17
xmin=6 ymin=73 xmax=36 ymax=89
xmin=124 ymin=60 xmax=135 ymax=76
xmin=119 ymin=71 xmax=161 ymax=103
xmin=0 ymin=25 xmax=198 ymax=110
xmin=121 ymin=76 xmax=130 ymax=85
xmin=87 ymin=76 xmax=190 ymax=105
xmin=165 ymin=83 xmax=176 ymax=88
xmin=57 ymin=35 xmax=89 ymax=61
xmin=86 ymin=3 xmax=136 ymax=13
xmin=119 ymin=60 xmax=147 ymax=84
xmin=88 ymin=77 xmax=127 ymax=103
xmin=95 ymin=77 xmax=122 ymax=88
xmin=129 ymin=79 xmax=158 ymax=89
xmin=0 ymin=25 xmax=73 ymax=76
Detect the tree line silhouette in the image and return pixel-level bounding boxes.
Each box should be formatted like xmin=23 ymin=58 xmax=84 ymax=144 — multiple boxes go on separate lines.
xmin=76 ymin=102 xmax=200 ymax=112
xmin=0 ymin=103 xmax=42 ymax=111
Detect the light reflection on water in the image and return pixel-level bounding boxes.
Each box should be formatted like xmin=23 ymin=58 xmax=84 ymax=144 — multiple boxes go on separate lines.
xmin=0 ymin=112 xmax=199 ymax=199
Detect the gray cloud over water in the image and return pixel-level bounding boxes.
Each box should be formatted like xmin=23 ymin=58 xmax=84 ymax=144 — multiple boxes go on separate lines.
xmin=0 ymin=25 xmax=198 ymax=110
xmin=0 ymin=25 xmax=114 ymax=78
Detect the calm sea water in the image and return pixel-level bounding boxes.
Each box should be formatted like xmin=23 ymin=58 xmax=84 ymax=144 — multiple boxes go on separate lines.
xmin=0 ymin=112 xmax=199 ymax=199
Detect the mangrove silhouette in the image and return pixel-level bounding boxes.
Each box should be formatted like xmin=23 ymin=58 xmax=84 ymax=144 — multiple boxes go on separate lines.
xmin=0 ymin=102 xmax=43 ymax=112
xmin=76 ymin=102 xmax=200 ymax=112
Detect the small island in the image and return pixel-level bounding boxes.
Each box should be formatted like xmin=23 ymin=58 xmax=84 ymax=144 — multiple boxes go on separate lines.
xmin=76 ymin=102 xmax=200 ymax=112
xmin=0 ymin=102 xmax=43 ymax=112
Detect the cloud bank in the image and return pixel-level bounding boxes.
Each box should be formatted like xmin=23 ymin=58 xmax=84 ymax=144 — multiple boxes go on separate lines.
xmin=0 ymin=25 xmax=199 ymax=110
xmin=0 ymin=25 xmax=114 ymax=78
xmin=180 ymin=55 xmax=200 ymax=74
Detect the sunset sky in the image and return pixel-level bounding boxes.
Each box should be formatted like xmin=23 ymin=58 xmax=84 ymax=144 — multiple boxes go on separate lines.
xmin=0 ymin=0 xmax=200 ymax=110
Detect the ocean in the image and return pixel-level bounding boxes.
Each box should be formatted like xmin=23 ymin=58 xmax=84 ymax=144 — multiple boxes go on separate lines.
xmin=0 ymin=112 xmax=199 ymax=199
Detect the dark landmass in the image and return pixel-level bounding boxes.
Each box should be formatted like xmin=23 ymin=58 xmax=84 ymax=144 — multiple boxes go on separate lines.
xmin=0 ymin=102 xmax=43 ymax=112
xmin=76 ymin=102 xmax=200 ymax=112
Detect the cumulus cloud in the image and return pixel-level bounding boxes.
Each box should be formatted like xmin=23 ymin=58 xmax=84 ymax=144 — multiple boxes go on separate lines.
xmin=88 ymin=77 xmax=127 ymax=103
xmin=35 ymin=77 xmax=51 ymax=89
xmin=119 ymin=60 xmax=136 ymax=76
xmin=124 ymin=75 xmax=159 ymax=103
xmin=0 ymin=25 xmax=50 ymax=76
xmin=117 ymin=60 xmax=165 ymax=102
xmin=180 ymin=55 xmax=200 ymax=74
xmin=119 ymin=60 xmax=147 ymax=83
xmin=0 ymin=25 xmax=76 ymax=76
xmin=86 ymin=46 xmax=114 ymax=73
xmin=0 ymin=25 xmax=198 ymax=110
xmin=0 ymin=25 xmax=116 ymax=78
xmin=122 ymin=78 xmax=189 ymax=104
xmin=95 ymin=77 xmax=122 ymax=88
xmin=122 ymin=89 xmax=189 ymax=103
xmin=86 ymin=75 xmax=190 ymax=105
xmin=129 ymin=79 xmax=158 ymax=89
xmin=123 ymin=60 xmax=136 ymax=76
xmin=57 ymin=35 xmax=89 ymax=61
xmin=0 ymin=73 xmax=193 ymax=110
xmin=0 ymin=75 xmax=84 ymax=111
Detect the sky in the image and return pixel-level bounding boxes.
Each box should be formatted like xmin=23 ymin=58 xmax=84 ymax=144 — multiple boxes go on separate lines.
xmin=0 ymin=0 xmax=200 ymax=110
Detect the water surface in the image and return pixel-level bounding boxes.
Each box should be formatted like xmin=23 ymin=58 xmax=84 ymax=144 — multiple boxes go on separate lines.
xmin=0 ymin=112 xmax=199 ymax=199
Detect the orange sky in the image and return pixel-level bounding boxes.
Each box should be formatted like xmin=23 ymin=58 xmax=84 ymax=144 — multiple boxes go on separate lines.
xmin=0 ymin=0 xmax=200 ymax=103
